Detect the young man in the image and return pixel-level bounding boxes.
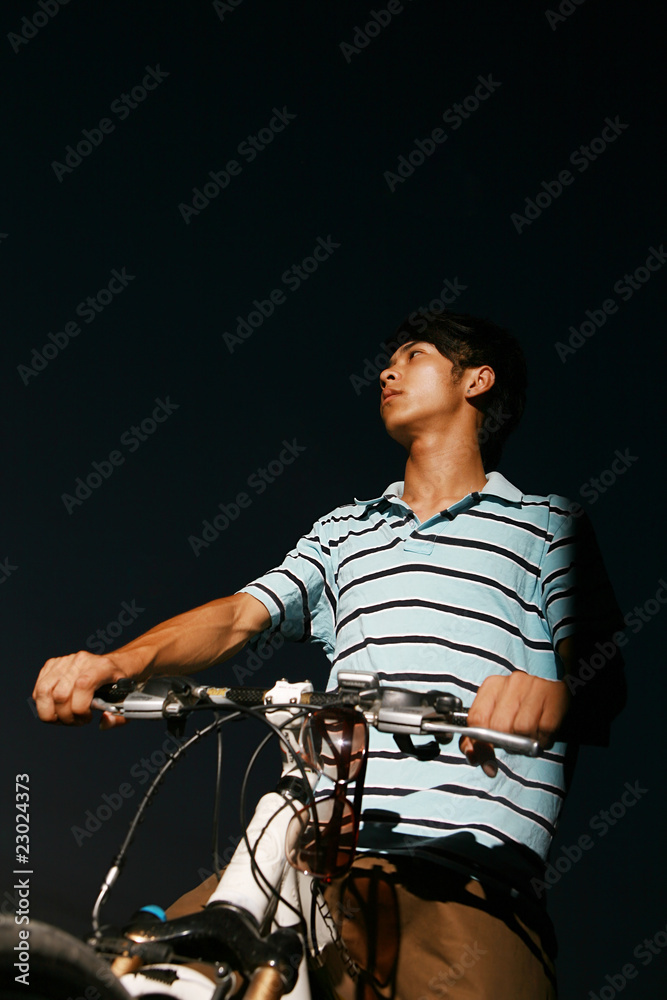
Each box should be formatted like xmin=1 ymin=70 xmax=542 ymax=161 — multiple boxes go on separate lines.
xmin=34 ymin=311 xmax=589 ymax=998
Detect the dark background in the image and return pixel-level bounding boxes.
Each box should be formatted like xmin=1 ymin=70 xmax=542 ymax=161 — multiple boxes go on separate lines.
xmin=2 ymin=0 xmax=666 ymax=995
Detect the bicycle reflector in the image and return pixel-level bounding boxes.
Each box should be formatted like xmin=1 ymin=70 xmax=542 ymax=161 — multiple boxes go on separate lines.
xmin=286 ymin=707 xmax=368 ymax=880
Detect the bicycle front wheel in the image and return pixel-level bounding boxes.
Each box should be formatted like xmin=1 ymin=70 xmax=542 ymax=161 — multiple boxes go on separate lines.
xmin=0 ymin=918 xmax=132 ymax=1000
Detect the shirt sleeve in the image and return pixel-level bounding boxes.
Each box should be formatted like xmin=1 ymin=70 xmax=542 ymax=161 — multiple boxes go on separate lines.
xmin=539 ymin=514 xmax=577 ymax=649
xmin=237 ymin=520 xmax=337 ymax=656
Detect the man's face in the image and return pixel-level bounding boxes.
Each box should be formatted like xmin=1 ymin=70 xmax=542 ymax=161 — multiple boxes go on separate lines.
xmin=379 ymin=340 xmax=467 ymax=447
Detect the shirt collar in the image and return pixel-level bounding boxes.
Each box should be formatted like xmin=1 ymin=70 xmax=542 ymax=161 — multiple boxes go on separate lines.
xmin=354 ymin=471 xmax=523 ymax=507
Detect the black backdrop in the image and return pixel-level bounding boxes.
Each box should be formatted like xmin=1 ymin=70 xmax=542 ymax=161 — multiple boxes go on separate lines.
xmin=2 ymin=1 xmax=666 ymax=996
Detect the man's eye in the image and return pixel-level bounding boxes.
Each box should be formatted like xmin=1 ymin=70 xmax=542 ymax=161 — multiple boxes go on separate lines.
xmin=409 ymin=350 xmax=422 ymax=358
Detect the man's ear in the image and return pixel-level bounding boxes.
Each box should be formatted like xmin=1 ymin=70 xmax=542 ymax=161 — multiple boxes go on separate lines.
xmin=466 ymin=365 xmax=496 ymax=397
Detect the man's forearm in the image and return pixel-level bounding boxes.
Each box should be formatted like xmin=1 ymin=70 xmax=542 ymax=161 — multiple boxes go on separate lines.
xmin=110 ymin=593 xmax=272 ymax=680
xmin=32 ymin=592 xmax=272 ymax=724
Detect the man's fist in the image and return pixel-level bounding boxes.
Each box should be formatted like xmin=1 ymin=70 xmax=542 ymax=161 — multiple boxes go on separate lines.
xmin=459 ymin=671 xmax=571 ymax=778
xmin=32 ymin=651 xmax=129 ymax=728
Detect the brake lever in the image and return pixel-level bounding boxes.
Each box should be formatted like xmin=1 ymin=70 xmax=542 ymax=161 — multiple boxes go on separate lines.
xmin=91 ymin=676 xmax=204 ymax=719
xmin=367 ymin=693 xmax=541 ymax=758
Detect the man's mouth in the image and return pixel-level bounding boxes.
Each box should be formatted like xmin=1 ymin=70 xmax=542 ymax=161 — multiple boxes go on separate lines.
xmin=381 ymin=389 xmax=402 ymax=404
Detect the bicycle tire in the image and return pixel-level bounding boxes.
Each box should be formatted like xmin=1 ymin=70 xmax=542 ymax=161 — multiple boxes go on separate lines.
xmin=0 ymin=918 xmax=132 ymax=1000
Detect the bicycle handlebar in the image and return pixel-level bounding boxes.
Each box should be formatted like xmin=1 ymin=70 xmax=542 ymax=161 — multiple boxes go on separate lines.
xmin=92 ymin=671 xmax=541 ymax=757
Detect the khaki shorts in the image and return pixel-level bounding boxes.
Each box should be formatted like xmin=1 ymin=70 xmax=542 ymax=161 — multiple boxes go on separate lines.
xmin=167 ymin=854 xmax=557 ymax=1000
xmin=319 ymin=853 xmax=557 ymax=999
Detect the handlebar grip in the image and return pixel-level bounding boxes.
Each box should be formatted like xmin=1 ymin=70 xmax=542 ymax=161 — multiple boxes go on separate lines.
xmin=221 ymin=688 xmax=344 ymax=708
xmin=422 ymin=720 xmax=540 ymax=757
xmin=306 ymin=691 xmax=341 ymax=706
xmin=222 ymin=687 xmax=272 ymax=707
xmin=466 ymin=726 xmax=540 ymax=757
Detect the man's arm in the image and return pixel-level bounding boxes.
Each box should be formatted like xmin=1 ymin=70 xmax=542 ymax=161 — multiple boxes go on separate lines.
xmin=32 ymin=592 xmax=271 ymax=727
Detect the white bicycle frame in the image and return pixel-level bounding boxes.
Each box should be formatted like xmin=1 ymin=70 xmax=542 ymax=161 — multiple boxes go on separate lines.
xmin=119 ymin=679 xmax=344 ymax=1000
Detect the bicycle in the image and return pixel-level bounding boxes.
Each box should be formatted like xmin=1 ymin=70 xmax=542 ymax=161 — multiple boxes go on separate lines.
xmin=1 ymin=671 xmax=540 ymax=999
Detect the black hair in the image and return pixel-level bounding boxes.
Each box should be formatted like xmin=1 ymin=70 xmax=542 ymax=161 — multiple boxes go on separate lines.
xmin=389 ymin=310 xmax=527 ymax=471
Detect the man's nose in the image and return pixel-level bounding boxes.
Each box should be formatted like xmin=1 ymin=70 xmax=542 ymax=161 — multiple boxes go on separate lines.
xmin=379 ymin=366 xmax=398 ymax=388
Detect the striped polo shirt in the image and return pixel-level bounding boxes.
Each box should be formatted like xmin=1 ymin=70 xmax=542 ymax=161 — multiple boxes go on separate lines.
xmin=239 ymin=471 xmax=577 ymax=873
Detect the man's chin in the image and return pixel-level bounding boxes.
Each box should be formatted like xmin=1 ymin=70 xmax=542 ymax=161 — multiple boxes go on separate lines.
xmin=383 ymin=419 xmax=411 ymax=450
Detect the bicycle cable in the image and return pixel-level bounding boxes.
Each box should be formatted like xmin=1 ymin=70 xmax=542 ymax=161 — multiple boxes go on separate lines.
xmin=90 ymin=698 xmax=325 ymax=936
xmin=211 ymin=714 xmax=223 ymax=882
xmin=91 ymin=710 xmax=242 ymax=935
xmin=238 ymin=709 xmax=313 ymax=926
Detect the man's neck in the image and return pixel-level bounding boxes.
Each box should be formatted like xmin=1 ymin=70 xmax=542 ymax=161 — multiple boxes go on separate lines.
xmin=399 ymin=434 xmax=487 ymax=516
